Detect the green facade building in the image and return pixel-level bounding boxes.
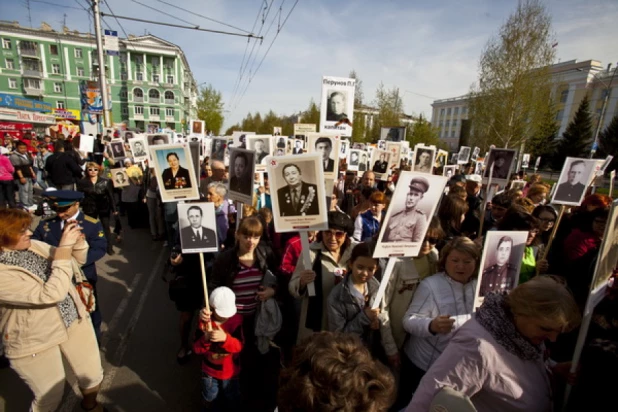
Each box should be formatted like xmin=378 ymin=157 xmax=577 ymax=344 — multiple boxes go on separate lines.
xmin=0 ymin=20 xmax=198 ymax=133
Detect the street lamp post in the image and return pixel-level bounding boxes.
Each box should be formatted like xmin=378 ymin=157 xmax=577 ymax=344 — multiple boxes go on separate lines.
xmin=589 ymin=65 xmax=618 ymax=158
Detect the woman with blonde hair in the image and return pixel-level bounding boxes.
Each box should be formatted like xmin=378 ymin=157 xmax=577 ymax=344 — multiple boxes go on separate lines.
xmin=398 ymin=237 xmax=479 ymax=406
xmin=0 ymin=208 xmax=105 ymax=411
xmin=526 ymin=183 xmax=550 ymax=206
xmin=408 ymin=275 xmax=581 ymax=411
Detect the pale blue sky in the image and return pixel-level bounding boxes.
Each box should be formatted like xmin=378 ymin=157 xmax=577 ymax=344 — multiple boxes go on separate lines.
xmin=2 ymin=0 xmax=617 ymax=129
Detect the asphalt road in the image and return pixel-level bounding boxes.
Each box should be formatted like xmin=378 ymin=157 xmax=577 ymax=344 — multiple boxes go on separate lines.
xmin=0 ymin=217 xmax=203 ymax=412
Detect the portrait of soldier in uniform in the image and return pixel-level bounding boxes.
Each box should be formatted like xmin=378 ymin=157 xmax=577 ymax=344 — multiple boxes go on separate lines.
xmin=382 ymin=176 xmax=429 ymax=242
xmin=326 ymin=91 xmax=348 ymax=122
xmin=372 ymin=153 xmax=389 ymax=174
xmin=131 ymin=140 xmax=147 ymax=157
xmin=479 ymin=235 xmax=517 ymax=296
xmin=554 ymin=159 xmax=587 ymax=203
xmin=276 ymin=163 xmax=319 ymax=217
xmin=359 ymin=153 xmax=368 ymax=172
xmin=414 ymin=148 xmax=434 ymax=174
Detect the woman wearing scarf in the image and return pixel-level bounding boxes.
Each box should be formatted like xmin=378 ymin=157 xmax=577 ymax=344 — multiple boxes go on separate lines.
xmin=407 ymin=275 xmax=580 ymax=412
xmin=289 ymin=211 xmax=355 ymax=342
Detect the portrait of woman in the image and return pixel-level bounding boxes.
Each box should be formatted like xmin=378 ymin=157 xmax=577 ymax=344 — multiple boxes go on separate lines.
xmin=161 ymin=152 xmax=192 ymax=190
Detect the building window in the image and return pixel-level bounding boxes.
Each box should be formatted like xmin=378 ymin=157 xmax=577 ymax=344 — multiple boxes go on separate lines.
xmin=5 ymin=58 xmax=14 ymax=70
xmin=451 ymin=130 xmax=456 ymax=138
xmin=150 ymin=106 xmax=160 ymax=116
xmin=462 ymin=107 xmax=467 ymax=115
xmin=446 ymin=108 xmax=451 ymax=116
xmin=148 ymin=89 xmax=160 ymax=102
xmin=152 ymin=74 xmax=160 ymax=83
xmin=122 ymin=107 xmax=128 ymax=115
xmin=74 ymin=48 xmax=83 ymax=58
xmin=445 ymin=120 xmax=450 ymax=128
xmin=165 ymin=107 xmax=174 ymax=117
xmin=54 ymin=83 xmax=62 ymax=93
xmin=454 ymin=107 xmax=459 ymax=115
xmin=77 ymin=66 xmax=84 ymax=76
xmin=120 ymin=89 xmax=127 ymax=99
xmin=134 ymin=106 xmax=144 ymax=115
xmin=136 ymin=72 xmax=143 ymax=81
xmin=440 ymin=108 xmax=445 ymax=117
xmin=50 ymin=44 xmax=58 ymax=55
xmin=24 ymin=78 xmax=41 ymax=89
xmin=166 ymin=75 xmax=174 ymax=84
xmin=560 ymin=89 xmax=569 ymax=103
xmin=120 ymin=71 xmax=127 ymax=80
xmin=2 ymin=38 xmax=11 ymax=49
xmin=8 ymin=78 xmax=17 ymax=89
xmin=555 ymin=109 xmax=564 ymax=121
xmin=438 ymin=120 xmax=443 ymax=127
xmin=56 ymin=101 xmax=65 ymax=109
xmin=52 ymin=63 xmax=61 ymax=74
xmin=452 ymin=119 xmax=458 ymax=128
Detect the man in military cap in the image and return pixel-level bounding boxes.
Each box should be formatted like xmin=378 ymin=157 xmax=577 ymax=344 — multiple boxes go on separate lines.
xmin=479 ymin=236 xmax=517 ymax=296
xmin=382 ymin=176 xmax=430 ymax=242
xmin=32 ymin=189 xmax=108 ymax=341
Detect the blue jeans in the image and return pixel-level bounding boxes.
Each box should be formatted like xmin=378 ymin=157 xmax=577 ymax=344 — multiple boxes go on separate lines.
xmin=201 ymin=374 xmax=240 ymax=411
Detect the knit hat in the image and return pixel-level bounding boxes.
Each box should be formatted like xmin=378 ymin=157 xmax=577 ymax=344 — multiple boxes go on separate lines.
xmin=327 ymin=210 xmax=354 ymax=237
xmin=209 ymin=287 xmax=237 ymax=318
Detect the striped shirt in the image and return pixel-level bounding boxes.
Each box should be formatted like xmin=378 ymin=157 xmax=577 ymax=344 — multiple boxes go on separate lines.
xmin=232 ymin=262 xmax=263 ymax=315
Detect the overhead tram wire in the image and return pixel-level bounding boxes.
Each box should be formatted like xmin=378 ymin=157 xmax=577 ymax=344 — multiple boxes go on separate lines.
xmin=229 ymin=0 xmax=278 ymax=109
xmin=99 ymin=12 xmax=263 ymax=40
xmin=153 ymin=0 xmax=252 ymax=34
xmin=30 ymin=0 xmax=82 ymax=10
xmin=73 ymin=0 xmax=113 ymax=33
xmin=130 ymin=0 xmax=198 ymax=27
xmin=230 ymin=0 xmax=299 ymax=114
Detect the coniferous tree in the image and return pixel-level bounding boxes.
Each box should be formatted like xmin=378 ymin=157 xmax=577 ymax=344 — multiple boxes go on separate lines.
xmin=527 ymin=99 xmax=559 ymax=168
xmin=552 ymin=94 xmax=593 ymax=169
xmin=597 ymin=114 xmax=618 ymax=172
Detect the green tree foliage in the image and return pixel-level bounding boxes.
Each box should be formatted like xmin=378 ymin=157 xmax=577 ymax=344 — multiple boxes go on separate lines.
xmin=526 ymin=98 xmax=559 ymax=168
xmin=552 ymin=94 xmax=593 ymax=168
xmin=408 ymin=114 xmax=443 ymax=148
xmin=196 ymin=84 xmax=225 ymax=135
xmin=371 ymin=83 xmax=404 ymax=142
xmin=349 ymin=70 xmax=367 ymax=142
xmin=597 ymin=114 xmax=618 ymax=173
xmin=468 ymin=0 xmax=555 ymax=150
xmin=300 ymin=99 xmax=320 ymax=128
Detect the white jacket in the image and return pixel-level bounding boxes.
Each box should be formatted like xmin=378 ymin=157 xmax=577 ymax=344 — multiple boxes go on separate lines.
xmin=402 ymin=272 xmax=476 ymax=371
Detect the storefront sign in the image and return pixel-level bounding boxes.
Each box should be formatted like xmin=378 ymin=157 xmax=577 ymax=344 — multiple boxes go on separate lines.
xmin=0 ymin=93 xmax=52 ymax=113
xmin=0 ymin=108 xmax=55 ymax=124
xmin=53 ymin=108 xmax=81 ymax=121
xmin=0 ymin=122 xmax=33 ymax=140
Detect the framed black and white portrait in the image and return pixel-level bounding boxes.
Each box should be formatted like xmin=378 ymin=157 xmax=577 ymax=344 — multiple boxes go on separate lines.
xmin=474 ymin=230 xmax=528 ymax=309
xmin=247 ymin=135 xmax=273 ymax=172
xmin=109 ymin=140 xmax=126 ymax=161
xmin=227 ymin=147 xmax=256 ymax=205
xmin=471 ymin=147 xmax=480 ymax=161
xmin=347 ymin=149 xmax=362 ymax=172
xmin=457 ymin=146 xmax=471 ymax=165
xmin=307 ymin=133 xmax=340 ymax=179
xmin=443 ymin=165 xmax=458 ymax=178
xmin=385 ymin=142 xmax=402 ymax=171
xmin=110 ymin=168 xmax=129 ymax=188
xmin=521 ymin=153 xmax=531 ymax=169
xmin=319 ymin=76 xmax=355 ymax=137
xmin=434 ymin=149 xmax=448 ymax=170
xmin=266 ymin=153 xmax=328 ymax=233
xmin=273 ymin=126 xmax=282 ymax=136
xmin=210 ymin=138 xmax=228 ymax=162
xmin=147 ymin=133 xmax=170 ymax=146
xmin=371 ymin=149 xmax=391 ymax=181
xmin=551 ymin=157 xmax=598 ymax=206
xmin=150 ymin=143 xmax=200 ymax=203
xmin=411 ymin=144 xmax=436 ymax=175
xmin=374 ymin=172 xmax=448 ymax=258
xmin=128 ymin=136 xmax=148 ymax=162
xmin=177 ymin=202 xmax=219 ymax=254
xmin=483 ymin=148 xmax=517 ymax=186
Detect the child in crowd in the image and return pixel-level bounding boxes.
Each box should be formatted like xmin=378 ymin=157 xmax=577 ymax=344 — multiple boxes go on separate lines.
xmin=327 ymin=241 xmax=382 ymax=348
xmin=193 ymin=287 xmax=243 ymax=411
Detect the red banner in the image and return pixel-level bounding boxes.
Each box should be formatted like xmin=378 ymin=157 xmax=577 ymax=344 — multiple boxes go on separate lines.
xmin=0 ymin=122 xmax=33 ymax=141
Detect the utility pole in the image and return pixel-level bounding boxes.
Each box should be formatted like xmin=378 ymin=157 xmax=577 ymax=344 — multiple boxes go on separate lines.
xmin=92 ymin=0 xmax=111 ymax=127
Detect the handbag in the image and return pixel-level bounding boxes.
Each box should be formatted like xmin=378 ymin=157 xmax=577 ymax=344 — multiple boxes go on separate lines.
xmin=74 ymin=266 xmax=96 ymax=313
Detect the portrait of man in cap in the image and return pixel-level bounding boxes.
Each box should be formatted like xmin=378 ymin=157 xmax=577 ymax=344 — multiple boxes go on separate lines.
xmin=382 ymin=176 xmax=430 ymax=242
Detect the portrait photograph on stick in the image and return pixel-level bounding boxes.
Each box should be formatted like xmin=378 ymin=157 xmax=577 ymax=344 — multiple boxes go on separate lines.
xmin=150 ymin=143 xmax=200 ymax=202
xmin=247 ymin=135 xmax=273 ymax=171
xmin=374 ymin=172 xmax=448 ymax=258
xmin=147 ymin=133 xmax=170 ymax=146
xmin=347 ymin=149 xmax=362 ymax=172
xmin=319 ymin=76 xmax=355 ymax=137
xmin=227 ymin=147 xmax=256 ymax=205
xmin=266 ymin=153 xmax=328 ymax=233
xmin=443 ymin=165 xmax=457 ymax=178
xmin=411 ymin=144 xmax=436 ymax=174
xmin=128 ymin=136 xmax=149 ymax=161
xmin=385 ymin=141 xmax=402 ymax=171
xmin=434 ymin=149 xmax=448 ymax=169
xmin=587 ymin=199 xmax=618 ymax=307
xmin=177 ymin=202 xmax=219 ymax=254
xmin=110 ymin=168 xmax=129 ymax=188
xmin=473 ymin=230 xmax=528 ymax=309
xmin=307 ymin=133 xmax=340 ymax=179
xmin=457 ymin=146 xmax=471 ymax=164
xmin=109 ymin=140 xmax=126 ymax=161
xmin=483 ymin=148 xmax=517 ymax=186
xmin=551 ymin=157 xmax=598 ymax=206
xmin=210 ymin=137 xmax=227 ymax=162
xmin=371 ymin=149 xmax=391 ymax=181
xmin=190 ymin=119 xmax=205 ymax=137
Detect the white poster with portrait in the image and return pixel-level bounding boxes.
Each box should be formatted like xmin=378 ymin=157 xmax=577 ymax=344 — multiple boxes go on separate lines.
xmin=411 ymin=144 xmax=436 ymax=175
xmin=246 ymin=135 xmax=274 ymax=172
xmin=227 ymin=147 xmax=256 ymax=205
xmin=177 ymin=202 xmax=219 ymax=254
xmin=189 ymin=119 xmax=205 ymax=138
xmin=110 ymin=167 xmax=129 ymax=188
xmin=319 ymin=76 xmax=355 ymax=137
xmin=473 ymin=231 xmax=528 ymax=310
xmin=210 ymin=137 xmax=228 ymax=163
xmin=385 ymin=141 xmax=402 ymax=171
xmin=371 ymin=149 xmax=391 ymax=181
xmin=307 ymin=133 xmax=340 ymax=180
xmin=457 ymin=146 xmax=471 ymax=164
xmin=128 ymin=135 xmax=149 ymax=162
xmin=231 ymin=131 xmax=255 ymax=148
xmin=267 ymin=153 xmax=328 ymax=233
xmin=109 ymin=139 xmax=126 ymax=161
xmin=550 ymin=157 xmax=598 ymax=206
xmin=149 ymin=143 xmax=200 ymax=203
xmin=273 ymin=135 xmax=288 ymax=157
xmin=374 ymin=172 xmax=448 ymax=258
xmin=483 ymin=148 xmax=517 ymax=187
xmin=434 ymin=149 xmax=448 ymax=170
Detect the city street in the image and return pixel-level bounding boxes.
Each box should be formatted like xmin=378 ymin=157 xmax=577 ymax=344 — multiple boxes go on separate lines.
xmin=0 ymin=218 xmax=202 ymax=412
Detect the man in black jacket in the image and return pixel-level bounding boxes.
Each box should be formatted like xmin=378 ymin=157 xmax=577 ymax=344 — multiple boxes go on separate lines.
xmin=45 ymin=140 xmax=83 ymax=190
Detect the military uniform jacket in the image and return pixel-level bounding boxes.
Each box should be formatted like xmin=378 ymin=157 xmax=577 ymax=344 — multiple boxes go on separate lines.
xmin=479 ymin=263 xmax=517 ymax=297
xmin=555 ymin=182 xmax=585 ymax=203
xmin=32 ymin=211 xmax=107 ymax=282
xmin=383 ymin=208 xmax=428 ymax=242
xmin=277 ymin=182 xmax=320 ymax=216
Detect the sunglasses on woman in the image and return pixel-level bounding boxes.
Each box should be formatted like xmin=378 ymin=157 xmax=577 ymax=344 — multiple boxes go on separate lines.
xmin=87 ymin=168 xmax=99 ymax=172
xmin=424 ymin=236 xmax=439 ymax=245
xmin=323 ymin=230 xmax=346 ymax=240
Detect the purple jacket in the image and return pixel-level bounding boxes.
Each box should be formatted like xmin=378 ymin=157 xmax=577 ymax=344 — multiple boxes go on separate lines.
xmin=407 ymin=317 xmax=552 ymax=412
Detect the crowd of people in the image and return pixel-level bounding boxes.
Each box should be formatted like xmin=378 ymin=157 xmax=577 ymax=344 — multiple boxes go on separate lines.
xmin=0 ymin=130 xmax=617 ymax=411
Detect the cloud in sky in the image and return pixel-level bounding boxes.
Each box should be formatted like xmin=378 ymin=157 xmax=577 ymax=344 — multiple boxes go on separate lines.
xmin=2 ymin=0 xmax=617 ymax=130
